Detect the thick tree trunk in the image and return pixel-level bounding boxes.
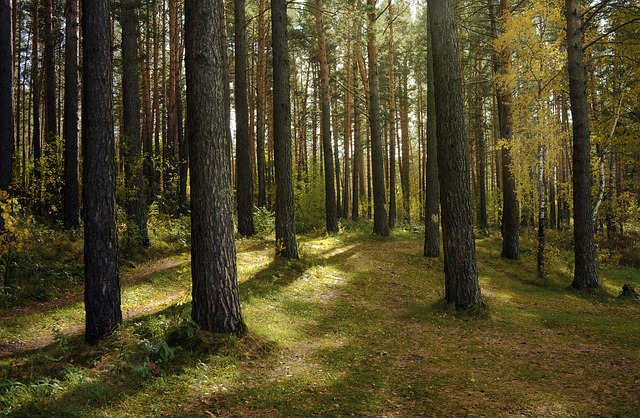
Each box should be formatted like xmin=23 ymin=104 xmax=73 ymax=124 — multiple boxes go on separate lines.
xmin=82 ymin=0 xmax=122 ymax=344
xmin=272 ymin=0 xmax=298 ymax=258
xmin=429 ymin=0 xmax=482 ymax=309
xmin=488 ymin=0 xmax=519 ymax=259
xmin=315 ymin=0 xmax=338 ymax=232
xmin=566 ymin=0 xmax=598 ymax=289
xmin=62 ymin=0 xmax=80 ymax=229
xmin=235 ymin=0 xmax=255 ymax=236
xmin=185 ymin=0 xmax=246 ymax=334
xmin=0 ymin=0 xmax=13 ymax=196
xmin=122 ymin=0 xmax=149 ymax=246
xmin=367 ymin=0 xmax=389 ymax=236
xmin=424 ymin=14 xmax=440 ymax=258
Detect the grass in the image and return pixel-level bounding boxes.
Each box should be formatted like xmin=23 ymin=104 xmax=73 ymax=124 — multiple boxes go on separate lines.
xmin=1 ymin=227 xmax=639 ymax=417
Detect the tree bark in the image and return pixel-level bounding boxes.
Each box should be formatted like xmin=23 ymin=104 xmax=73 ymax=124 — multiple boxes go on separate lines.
xmin=387 ymin=0 xmax=397 ymax=229
xmin=537 ymin=144 xmax=546 ymax=278
xmin=566 ymin=0 xmax=598 ymax=289
xmin=256 ymin=0 xmax=267 ymax=208
xmin=430 ymin=0 xmax=482 ymax=309
xmin=82 ymin=0 xmax=122 ymax=344
xmin=32 ymin=0 xmax=41 ymax=173
xmin=62 ymin=0 xmax=80 ymax=229
xmin=367 ymin=0 xmax=389 ymax=236
xmin=43 ymin=0 xmax=56 ymax=140
xmin=352 ymin=58 xmax=360 ymax=221
xmin=122 ymin=0 xmax=149 ymax=246
xmin=315 ymin=0 xmax=338 ymax=232
xmin=235 ymin=0 xmax=255 ymax=236
xmin=400 ymin=61 xmax=410 ymax=223
xmin=0 ymin=0 xmax=13 ymax=196
xmin=272 ymin=0 xmax=298 ymax=258
xmin=488 ymin=0 xmax=519 ymax=259
xmin=424 ymin=14 xmax=440 ymax=258
xmin=185 ymin=0 xmax=246 ymax=334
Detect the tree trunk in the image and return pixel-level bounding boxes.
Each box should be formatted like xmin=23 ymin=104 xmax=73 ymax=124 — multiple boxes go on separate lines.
xmin=352 ymin=58 xmax=360 ymax=221
xmin=315 ymin=0 xmax=338 ymax=232
xmin=0 ymin=0 xmax=12 ymax=196
xmin=343 ymin=44 xmax=351 ymax=219
xmin=488 ymin=0 xmax=519 ymax=259
xmin=537 ymin=145 xmax=546 ymax=278
xmin=387 ymin=0 xmax=397 ymax=229
xmin=566 ymin=0 xmax=598 ymax=289
xmin=400 ymin=62 xmax=410 ymax=223
xmin=367 ymin=0 xmax=389 ymax=236
xmin=122 ymin=0 xmax=149 ymax=246
xmin=256 ymin=0 xmax=267 ymax=208
xmin=424 ymin=14 xmax=440 ymax=258
xmin=235 ymin=0 xmax=255 ymax=236
xmin=141 ymin=6 xmax=154 ymax=204
xmin=429 ymin=0 xmax=482 ymax=309
xmin=32 ymin=0 xmax=41 ymax=174
xmin=82 ymin=0 xmax=122 ymax=344
xmin=43 ymin=0 xmax=56 ymax=140
xmin=62 ymin=0 xmax=80 ymax=229
xmin=475 ymin=61 xmax=488 ymax=230
xmin=272 ymin=0 xmax=298 ymax=258
xmin=185 ymin=0 xmax=246 ymax=334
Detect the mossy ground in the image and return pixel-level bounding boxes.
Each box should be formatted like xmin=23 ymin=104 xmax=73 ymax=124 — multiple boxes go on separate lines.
xmin=1 ymin=227 xmax=639 ymax=417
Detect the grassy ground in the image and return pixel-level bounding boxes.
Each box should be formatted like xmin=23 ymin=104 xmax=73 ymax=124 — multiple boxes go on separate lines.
xmin=0 ymin=227 xmax=639 ymax=417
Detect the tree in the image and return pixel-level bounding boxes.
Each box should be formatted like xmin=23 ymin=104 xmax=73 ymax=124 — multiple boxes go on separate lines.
xmin=82 ymin=0 xmax=122 ymax=344
xmin=488 ymin=0 xmax=519 ymax=260
xmin=32 ymin=0 xmax=41 ymax=172
xmin=367 ymin=0 xmax=390 ymax=237
xmin=256 ymin=0 xmax=267 ymax=208
xmin=62 ymin=0 xmax=80 ymax=229
xmin=272 ymin=0 xmax=299 ymax=258
xmin=235 ymin=0 xmax=255 ymax=237
xmin=43 ymin=0 xmax=56 ymax=140
xmin=429 ymin=0 xmax=482 ymax=309
xmin=566 ymin=0 xmax=598 ymax=289
xmin=315 ymin=0 xmax=338 ymax=233
xmin=121 ymin=0 xmax=149 ymax=246
xmin=185 ymin=0 xmax=246 ymax=333
xmin=387 ymin=0 xmax=397 ymax=229
xmin=0 ymin=0 xmax=12 ymax=197
xmin=424 ymin=13 xmax=439 ymax=258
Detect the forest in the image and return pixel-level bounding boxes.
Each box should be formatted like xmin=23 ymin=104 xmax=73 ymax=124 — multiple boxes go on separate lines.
xmin=0 ymin=0 xmax=639 ymax=416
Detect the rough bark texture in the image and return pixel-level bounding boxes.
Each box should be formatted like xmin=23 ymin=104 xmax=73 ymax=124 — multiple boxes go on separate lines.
xmin=352 ymin=60 xmax=360 ymax=221
xmin=429 ymin=0 xmax=482 ymax=309
xmin=32 ymin=0 xmax=40 ymax=168
xmin=537 ymin=145 xmax=546 ymax=278
xmin=315 ymin=0 xmax=338 ymax=233
xmin=185 ymin=0 xmax=246 ymax=334
xmin=122 ymin=0 xmax=149 ymax=246
xmin=43 ymin=0 xmax=56 ymax=139
xmin=488 ymin=0 xmax=519 ymax=260
xmin=235 ymin=0 xmax=255 ymax=237
xmin=62 ymin=0 xmax=80 ymax=229
xmin=566 ymin=0 xmax=598 ymax=289
xmin=82 ymin=0 xmax=122 ymax=344
xmin=424 ymin=15 xmax=440 ymax=258
xmin=256 ymin=0 xmax=267 ymax=208
xmin=271 ymin=0 xmax=299 ymax=258
xmin=0 ymin=0 xmax=13 ymax=194
xmin=367 ymin=0 xmax=389 ymax=237
xmin=400 ymin=68 xmax=410 ymax=223
xmin=387 ymin=0 xmax=397 ymax=229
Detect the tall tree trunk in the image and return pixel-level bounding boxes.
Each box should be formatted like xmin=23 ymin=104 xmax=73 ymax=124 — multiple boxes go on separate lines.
xmin=0 ymin=0 xmax=13 ymax=198
xmin=272 ymin=0 xmax=298 ymax=258
xmin=343 ymin=45 xmax=352 ymax=219
xmin=566 ymin=0 xmax=598 ymax=289
xmin=387 ymin=0 xmax=397 ymax=229
xmin=537 ymin=144 xmax=546 ymax=278
xmin=315 ymin=0 xmax=338 ymax=232
xmin=122 ymin=0 xmax=149 ymax=246
xmin=164 ymin=0 xmax=179 ymax=211
xmin=424 ymin=14 xmax=440 ymax=258
xmin=235 ymin=0 xmax=255 ymax=236
xmin=43 ymin=0 xmax=56 ymax=140
xmin=141 ymin=5 xmax=154 ymax=204
xmin=352 ymin=58 xmax=360 ymax=221
xmin=400 ymin=62 xmax=410 ymax=223
xmin=430 ymin=0 xmax=482 ymax=309
xmin=367 ymin=0 xmax=389 ymax=236
xmin=32 ymin=0 xmax=41 ymax=175
xmin=62 ymin=0 xmax=80 ymax=229
xmin=489 ymin=0 xmax=519 ymax=259
xmin=256 ymin=0 xmax=267 ymax=208
xmin=475 ymin=59 xmax=488 ymax=230
xmin=185 ymin=0 xmax=246 ymax=334
xmin=82 ymin=0 xmax=121 ymax=344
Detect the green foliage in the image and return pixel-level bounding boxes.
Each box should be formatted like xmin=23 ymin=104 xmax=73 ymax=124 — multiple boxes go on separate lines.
xmin=253 ymin=206 xmax=275 ymax=238
xmin=294 ymin=174 xmax=326 ymax=233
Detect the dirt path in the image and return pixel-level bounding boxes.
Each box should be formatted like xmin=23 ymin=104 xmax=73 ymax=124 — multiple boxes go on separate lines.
xmin=0 ymin=257 xmax=189 ymax=357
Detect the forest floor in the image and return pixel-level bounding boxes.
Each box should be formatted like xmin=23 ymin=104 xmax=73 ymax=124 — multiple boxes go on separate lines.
xmin=0 ymin=228 xmax=639 ymax=417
